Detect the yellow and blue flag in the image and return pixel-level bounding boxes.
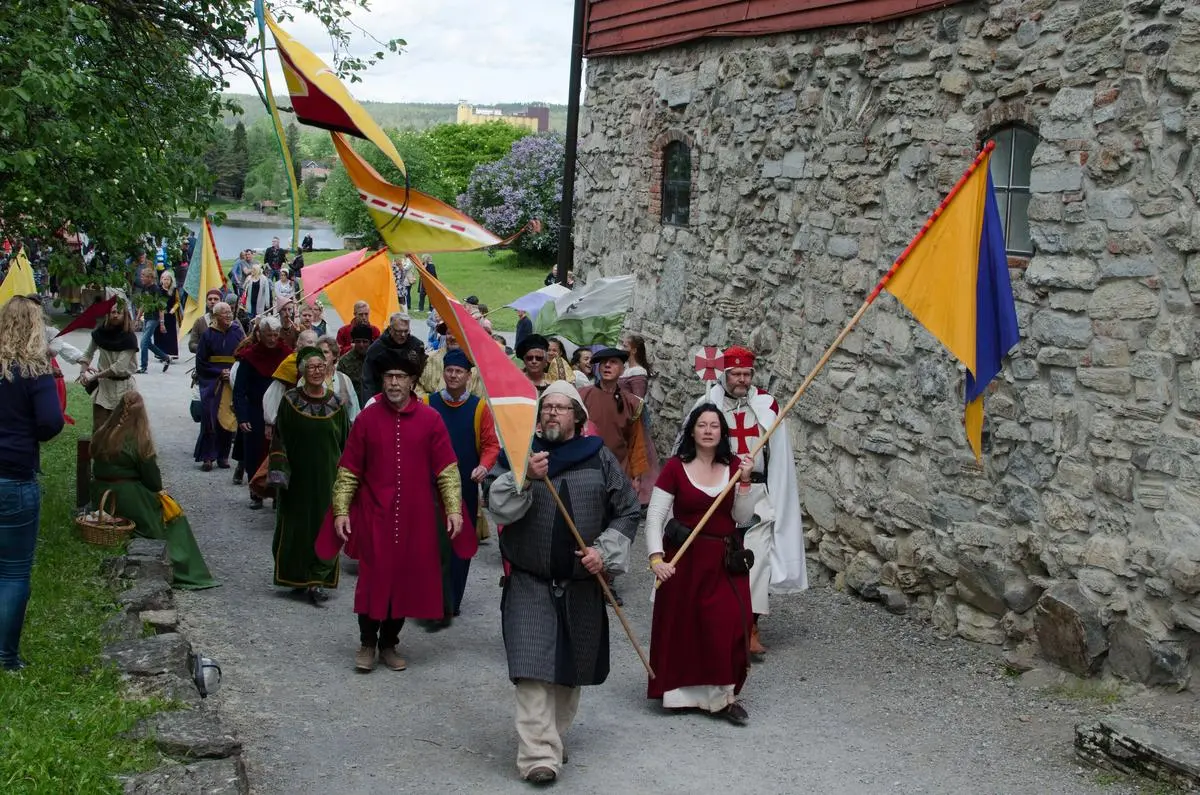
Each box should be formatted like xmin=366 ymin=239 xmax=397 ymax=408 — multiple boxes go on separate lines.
xmin=884 ymin=149 xmax=1019 ymax=460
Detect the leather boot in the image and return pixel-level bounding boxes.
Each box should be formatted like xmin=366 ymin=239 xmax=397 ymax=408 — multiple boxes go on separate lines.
xmin=749 ymin=623 xmax=766 ymax=656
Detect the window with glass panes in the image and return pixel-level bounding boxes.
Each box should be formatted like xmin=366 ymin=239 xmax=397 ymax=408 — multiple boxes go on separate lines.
xmin=661 ymin=141 xmax=691 ymax=226
xmin=987 ymin=126 xmax=1036 ymax=256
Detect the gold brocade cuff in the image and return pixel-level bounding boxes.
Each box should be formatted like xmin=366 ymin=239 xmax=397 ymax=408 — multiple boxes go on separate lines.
xmin=436 ymin=464 xmax=463 ymax=517
xmin=332 ymin=467 xmax=360 ymax=516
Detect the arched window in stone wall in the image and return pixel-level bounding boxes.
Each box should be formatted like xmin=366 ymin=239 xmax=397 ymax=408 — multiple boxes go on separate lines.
xmin=660 ymin=140 xmax=691 ymax=226
xmin=986 ymin=125 xmax=1037 ymax=257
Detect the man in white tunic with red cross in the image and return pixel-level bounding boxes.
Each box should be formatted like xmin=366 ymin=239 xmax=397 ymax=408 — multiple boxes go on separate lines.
xmin=690 ymin=345 xmax=807 ymax=655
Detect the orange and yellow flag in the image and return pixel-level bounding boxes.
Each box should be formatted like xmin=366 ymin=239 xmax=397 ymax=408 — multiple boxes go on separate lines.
xmin=332 ymin=132 xmax=520 ymax=254
xmin=316 ymin=249 xmax=400 ymax=334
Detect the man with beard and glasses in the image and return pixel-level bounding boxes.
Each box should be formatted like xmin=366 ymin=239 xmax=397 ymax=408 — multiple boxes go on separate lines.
xmin=317 ymin=346 xmax=462 ymax=674
xmin=361 ymin=312 xmax=424 ymax=398
xmin=484 ymin=381 xmax=639 ymax=785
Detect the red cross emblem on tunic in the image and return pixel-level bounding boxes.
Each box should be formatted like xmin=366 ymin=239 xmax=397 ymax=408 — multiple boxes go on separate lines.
xmin=693 ymin=346 xmax=724 ymax=382
xmin=728 ymin=410 xmax=760 ymax=455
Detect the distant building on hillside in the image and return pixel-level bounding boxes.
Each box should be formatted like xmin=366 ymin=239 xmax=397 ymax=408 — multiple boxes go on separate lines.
xmin=456 ymin=101 xmax=549 ymax=133
xmin=299 ymin=160 xmax=331 ymax=182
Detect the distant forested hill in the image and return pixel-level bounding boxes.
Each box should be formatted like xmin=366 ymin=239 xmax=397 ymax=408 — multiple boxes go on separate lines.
xmin=221 ymin=94 xmax=567 ymax=132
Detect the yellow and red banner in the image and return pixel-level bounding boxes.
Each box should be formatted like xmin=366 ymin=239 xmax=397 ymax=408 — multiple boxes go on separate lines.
xmin=264 ymin=10 xmax=407 ymax=177
xmin=414 ymin=255 xmax=537 ymax=487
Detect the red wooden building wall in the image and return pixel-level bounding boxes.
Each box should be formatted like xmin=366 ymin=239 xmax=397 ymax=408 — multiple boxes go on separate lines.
xmin=583 ymin=0 xmax=967 ymax=57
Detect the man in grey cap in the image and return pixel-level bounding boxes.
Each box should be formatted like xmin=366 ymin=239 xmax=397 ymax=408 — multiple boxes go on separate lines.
xmin=484 ymin=381 xmax=640 ymax=785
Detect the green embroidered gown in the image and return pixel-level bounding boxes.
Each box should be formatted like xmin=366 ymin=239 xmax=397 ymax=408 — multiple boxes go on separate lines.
xmin=91 ymin=448 xmax=218 ymax=590
xmin=271 ymin=387 xmax=349 ymax=588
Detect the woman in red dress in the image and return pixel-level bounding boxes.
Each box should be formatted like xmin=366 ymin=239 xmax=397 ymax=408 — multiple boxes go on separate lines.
xmin=646 ymin=403 xmax=755 ymax=724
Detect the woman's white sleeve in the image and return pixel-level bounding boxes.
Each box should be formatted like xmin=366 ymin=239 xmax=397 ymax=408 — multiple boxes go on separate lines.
xmin=731 ymin=486 xmax=757 ymax=526
xmin=644 ymin=486 xmax=674 ymax=559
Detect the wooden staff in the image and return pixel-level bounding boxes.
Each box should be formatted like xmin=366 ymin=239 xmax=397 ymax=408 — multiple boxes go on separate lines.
xmin=660 ymin=142 xmax=997 ymax=583
xmin=540 ymin=476 xmax=655 ymax=679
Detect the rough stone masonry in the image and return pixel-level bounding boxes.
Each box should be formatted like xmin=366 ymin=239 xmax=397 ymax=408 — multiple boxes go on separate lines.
xmin=574 ymin=0 xmax=1200 ymax=688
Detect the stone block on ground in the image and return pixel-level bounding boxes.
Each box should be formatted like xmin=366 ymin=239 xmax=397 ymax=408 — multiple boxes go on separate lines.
xmin=101 ymin=606 xmax=144 ymax=644
xmin=124 ymin=672 xmax=203 ymax=708
xmin=132 ymin=710 xmax=242 ymax=759
xmin=118 ymin=579 xmax=174 ymax=613
xmin=123 ymin=539 xmax=172 ymax=582
xmin=102 ymin=632 xmax=191 ymax=677
xmin=1034 ymin=581 xmax=1109 ymax=676
xmin=122 ymin=758 xmax=248 ymax=795
xmin=1106 ymin=620 xmax=1191 ymax=690
xmin=1075 ymin=718 xmax=1200 ymax=791
xmin=140 ymin=610 xmax=179 ymax=634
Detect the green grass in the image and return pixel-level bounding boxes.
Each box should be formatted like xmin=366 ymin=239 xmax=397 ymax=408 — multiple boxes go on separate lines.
xmin=1045 ymin=678 xmax=1124 ymax=704
xmin=0 ymin=387 xmax=163 ymax=794
xmin=293 ymin=248 xmax=548 ymax=332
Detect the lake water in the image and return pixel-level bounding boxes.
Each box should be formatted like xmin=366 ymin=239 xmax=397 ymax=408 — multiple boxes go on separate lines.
xmin=182 ymin=219 xmax=344 ymax=260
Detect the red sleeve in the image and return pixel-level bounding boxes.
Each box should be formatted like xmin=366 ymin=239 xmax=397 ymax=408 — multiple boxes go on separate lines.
xmin=477 ymin=403 xmax=501 ymax=470
xmin=371 ymin=325 xmax=381 ymax=341
xmin=337 ymin=407 xmax=369 ymax=476
xmin=654 ymin=455 xmax=679 ymax=492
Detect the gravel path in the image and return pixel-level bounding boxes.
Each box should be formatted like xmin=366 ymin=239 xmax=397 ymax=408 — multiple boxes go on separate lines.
xmin=66 ymin=324 xmax=1170 ymax=795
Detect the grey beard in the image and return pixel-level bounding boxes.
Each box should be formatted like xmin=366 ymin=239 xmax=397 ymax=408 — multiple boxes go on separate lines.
xmin=544 ymin=426 xmax=564 ymax=442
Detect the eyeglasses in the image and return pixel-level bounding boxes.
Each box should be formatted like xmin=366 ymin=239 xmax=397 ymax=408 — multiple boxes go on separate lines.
xmin=524 ymin=354 xmax=546 ymax=362
xmin=540 ymin=404 xmax=573 ymax=415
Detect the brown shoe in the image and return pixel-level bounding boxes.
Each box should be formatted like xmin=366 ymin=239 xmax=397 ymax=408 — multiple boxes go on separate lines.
xmin=749 ymin=624 xmax=766 ymax=656
xmin=354 ymin=645 xmax=375 ymax=672
xmin=526 ymin=766 xmax=556 ymax=785
xmin=379 ymin=646 xmax=407 ymax=671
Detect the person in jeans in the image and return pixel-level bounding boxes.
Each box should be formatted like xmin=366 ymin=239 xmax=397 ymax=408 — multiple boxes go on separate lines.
xmin=134 ymin=267 xmax=170 ymax=373
xmin=0 ymin=295 xmax=66 ymax=671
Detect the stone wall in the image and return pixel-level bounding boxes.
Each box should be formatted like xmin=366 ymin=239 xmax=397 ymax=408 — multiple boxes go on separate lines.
xmin=574 ymin=0 xmax=1200 ymax=687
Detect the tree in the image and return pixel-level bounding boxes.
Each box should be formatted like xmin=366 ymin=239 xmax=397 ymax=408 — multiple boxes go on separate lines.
xmin=424 ymin=121 xmax=530 ymax=198
xmin=458 ymin=134 xmax=564 ymax=264
xmin=321 ymin=131 xmax=454 ymax=246
xmin=229 ymin=121 xmax=250 ymax=199
xmin=0 ymin=0 xmax=402 ymax=289
xmin=285 ymin=122 xmax=303 ymax=186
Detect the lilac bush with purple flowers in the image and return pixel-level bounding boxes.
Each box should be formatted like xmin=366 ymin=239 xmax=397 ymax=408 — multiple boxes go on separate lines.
xmin=458 ymin=133 xmax=564 ymax=264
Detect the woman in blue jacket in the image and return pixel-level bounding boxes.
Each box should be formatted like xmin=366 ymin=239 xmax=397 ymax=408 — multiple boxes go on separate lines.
xmin=0 ymin=295 xmax=65 ymax=671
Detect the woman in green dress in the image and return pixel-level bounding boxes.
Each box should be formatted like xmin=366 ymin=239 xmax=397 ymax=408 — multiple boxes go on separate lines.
xmin=270 ymin=347 xmax=350 ymax=606
xmin=91 ymin=391 xmax=217 ymax=589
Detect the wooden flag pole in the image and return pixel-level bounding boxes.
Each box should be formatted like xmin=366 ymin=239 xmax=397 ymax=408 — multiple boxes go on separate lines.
xmin=541 ymin=476 xmax=656 ymax=679
xmin=659 ymin=142 xmax=997 ymax=584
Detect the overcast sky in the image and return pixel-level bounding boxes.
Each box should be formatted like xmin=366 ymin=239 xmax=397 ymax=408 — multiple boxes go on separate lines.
xmin=226 ymin=0 xmax=576 ymax=104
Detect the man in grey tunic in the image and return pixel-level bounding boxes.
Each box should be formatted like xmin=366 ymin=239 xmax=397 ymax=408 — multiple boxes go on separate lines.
xmin=486 ymin=380 xmax=640 ymax=785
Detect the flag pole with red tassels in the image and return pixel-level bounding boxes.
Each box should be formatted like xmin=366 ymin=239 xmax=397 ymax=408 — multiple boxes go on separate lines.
xmin=658 ymin=142 xmax=998 ymax=584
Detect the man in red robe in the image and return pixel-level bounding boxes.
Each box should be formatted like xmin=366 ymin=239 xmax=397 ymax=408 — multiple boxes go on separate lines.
xmin=320 ymin=346 xmax=463 ymax=673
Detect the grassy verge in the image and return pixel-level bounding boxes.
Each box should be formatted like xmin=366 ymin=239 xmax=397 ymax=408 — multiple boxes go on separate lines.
xmin=296 ymin=248 xmax=548 ymax=332
xmin=0 ymin=386 xmax=162 ymax=793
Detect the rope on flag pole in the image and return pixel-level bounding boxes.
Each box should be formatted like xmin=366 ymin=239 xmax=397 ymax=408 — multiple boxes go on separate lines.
xmin=658 ymin=143 xmax=998 ymax=586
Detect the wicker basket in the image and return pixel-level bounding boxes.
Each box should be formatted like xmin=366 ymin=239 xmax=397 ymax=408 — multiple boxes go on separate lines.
xmin=76 ymin=490 xmax=135 ymax=546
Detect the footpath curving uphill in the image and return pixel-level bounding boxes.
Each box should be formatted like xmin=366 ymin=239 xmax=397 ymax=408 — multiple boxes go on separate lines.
xmin=61 ymin=317 xmax=1185 ymax=795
